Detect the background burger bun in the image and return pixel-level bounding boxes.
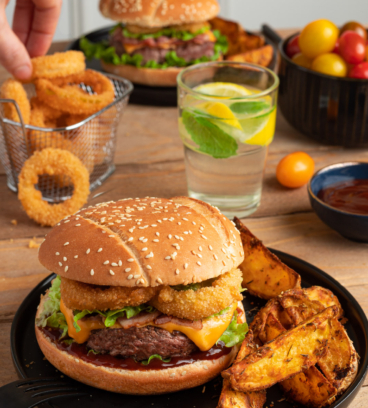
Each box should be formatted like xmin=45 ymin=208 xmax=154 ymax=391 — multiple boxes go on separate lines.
xmin=99 ymin=0 xmax=220 ymax=28
xmin=38 ymin=197 xmax=244 ymax=287
xmin=36 ymin=293 xmax=245 ymax=395
xmin=101 ymin=61 xmax=181 ymax=86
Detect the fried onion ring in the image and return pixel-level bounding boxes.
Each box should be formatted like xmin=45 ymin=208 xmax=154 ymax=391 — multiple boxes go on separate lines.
xmin=149 ymin=269 xmax=243 ymax=320
xmin=60 ymin=277 xmax=161 ymax=311
xmin=18 ymin=148 xmax=90 ymax=226
xmin=0 ymin=79 xmax=30 ymax=123
xmin=30 ymin=51 xmax=86 ymax=80
xmin=34 ymin=69 xmax=115 ymax=115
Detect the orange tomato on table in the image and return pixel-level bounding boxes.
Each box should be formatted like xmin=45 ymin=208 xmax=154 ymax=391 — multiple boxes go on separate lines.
xmin=276 ymin=152 xmax=315 ymax=188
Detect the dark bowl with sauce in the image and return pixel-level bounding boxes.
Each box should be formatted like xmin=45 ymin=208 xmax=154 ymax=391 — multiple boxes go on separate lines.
xmin=308 ymin=162 xmax=368 ymax=242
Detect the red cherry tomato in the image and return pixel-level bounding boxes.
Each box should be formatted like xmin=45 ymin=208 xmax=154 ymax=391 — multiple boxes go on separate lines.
xmin=349 ymin=62 xmax=368 ymax=79
xmin=332 ymin=39 xmax=339 ymax=54
xmin=286 ymin=35 xmax=300 ymax=58
xmin=340 ymin=21 xmax=367 ymax=41
xmin=366 ymin=45 xmax=368 ymax=61
xmin=339 ymin=31 xmax=366 ymax=64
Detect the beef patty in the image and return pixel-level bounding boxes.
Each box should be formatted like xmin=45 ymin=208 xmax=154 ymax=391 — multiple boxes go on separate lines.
xmin=87 ymin=325 xmax=198 ymax=361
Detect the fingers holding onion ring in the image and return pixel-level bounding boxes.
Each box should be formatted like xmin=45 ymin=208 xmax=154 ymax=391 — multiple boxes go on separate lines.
xmin=60 ymin=277 xmax=161 ymax=311
xmin=0 ymin=79 xmax=30 ymax=124
xmin=34 ymin=69 xmax=115 ymax=115
xmin=18 ymin=148 xmax=90 ymax=226
xmin=30 ymin=51 xmax=86 ymax=80
xmin=149 ymin=268 xmax=243 ymax=321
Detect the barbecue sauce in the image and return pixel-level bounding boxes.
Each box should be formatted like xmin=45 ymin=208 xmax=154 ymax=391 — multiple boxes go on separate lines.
xmin=41 ymin=327 xmax=231 ymax=371
xmin=317 ymin=179 xmax=368 ymax=215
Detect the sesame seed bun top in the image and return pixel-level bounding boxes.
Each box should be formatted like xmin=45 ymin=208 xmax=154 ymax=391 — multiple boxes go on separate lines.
xmin=99 ymin=0 xmax=220 ymax=28
xmin=38 ymin=196 xmax=244 ymax=287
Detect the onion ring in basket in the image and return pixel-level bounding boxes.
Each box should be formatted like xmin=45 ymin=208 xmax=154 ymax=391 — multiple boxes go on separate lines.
xmin=30 ymin=51 xmax=86 ymax=80
xmin=18 ymin=148 xmax=90 ymax=226
xmin=0 ymin=79 xmax=30 ymax=124
xmin=149 ymin=268 xmax=243 ymax=321
xmin=34 ymin=70 xmax=115 ymax=115
xmin=61 ymin=277 xmax=161 ymax=311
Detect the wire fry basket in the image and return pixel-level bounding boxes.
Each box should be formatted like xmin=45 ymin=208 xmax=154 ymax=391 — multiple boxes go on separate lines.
xmin=0 ymin=73 xmax=133 ymax=202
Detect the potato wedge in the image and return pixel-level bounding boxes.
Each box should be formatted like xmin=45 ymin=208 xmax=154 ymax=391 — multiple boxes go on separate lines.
xmin=226 ymin=45 xmax=273 ymax=67
xmin=217 ymin=379 xmax=267 ymax=408
xmin=223 ymin=307 xmax=338 ymax=392
xmin=234 ymin=330 xmax=257 ymax=364
xmin=304 ymin=286 xmax=343 ymax=318
xmin=209 ymin=16 xmax=243 ymax=56
xmin=237 ymin=32 xmax=265 ymax=52
xmin=234 ymin=218 xmax=301 ymax=299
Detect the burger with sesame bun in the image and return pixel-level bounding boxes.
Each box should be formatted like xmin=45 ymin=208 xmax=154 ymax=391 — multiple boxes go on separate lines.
xmin=79 ymin=0 xmax=228 ymax=86
xmin=35 ymin=196 xmax=247 ymax=395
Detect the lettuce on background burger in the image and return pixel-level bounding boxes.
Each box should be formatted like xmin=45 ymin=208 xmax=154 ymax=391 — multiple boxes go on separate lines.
xmin=35 ymin=196 xmax=248 ymax=395
xmin=80 ymin=0 xmax=228 ymax=86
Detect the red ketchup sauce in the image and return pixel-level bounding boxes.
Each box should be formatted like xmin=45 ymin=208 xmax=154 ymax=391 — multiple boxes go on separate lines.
xmin=40 ymin=327 xmax=231 ymax=371
xmin=317 ymin=179 xmax=368 ymax=215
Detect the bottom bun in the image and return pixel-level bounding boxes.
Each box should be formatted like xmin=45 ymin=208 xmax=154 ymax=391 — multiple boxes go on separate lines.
xmin=35 ymin=292 xmax=245 ymax=395
xmin=101 ymin=61 xmax=181 ymax=87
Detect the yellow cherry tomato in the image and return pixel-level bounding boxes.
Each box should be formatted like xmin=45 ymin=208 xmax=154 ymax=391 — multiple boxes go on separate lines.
xmin=276 ymin=152 xmax=315 ymax=188
xmin=299 ymin=19 xmax=339 ymax=59
xmin=311 ymin=53 xmax=347 ymax=77
xmin=292 ymin=53 xmax=312 ymax=69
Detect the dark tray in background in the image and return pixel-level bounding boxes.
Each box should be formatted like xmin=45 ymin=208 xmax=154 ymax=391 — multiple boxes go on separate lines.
xmin=67 ymin=26 xmax=278 ymax=107
xmin=11 ymin=249 xmax=368 ymax=408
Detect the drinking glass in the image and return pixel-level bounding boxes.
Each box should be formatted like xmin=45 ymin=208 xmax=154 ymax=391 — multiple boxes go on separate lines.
xmin=177 ymin=61 xmax=279 ymax=218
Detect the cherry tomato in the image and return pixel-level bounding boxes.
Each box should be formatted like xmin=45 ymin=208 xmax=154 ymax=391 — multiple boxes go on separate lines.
xmin=311 ymin=53 xmax=347 ymax=77
xmin=292 ymin=53 xmax=312 ymax=69
xmin=349 ymin=62 xmax=368 ymax=79
xmin=332 ymin=39 xmax=339 ymax=54
xmin=276 ymin=152 xmax=315 ymax=188
xmin=366 ymin=44 xmax=368 ymax=61
xmin=338 ymin=31 xmax=366 ymax=64
xmin=340 ymin=21 xmax=367 ymax=41
xmin=286 ymin=35 xmax=300 ymax=58
xmin=299 ymin=19 xmax=339 ymax=59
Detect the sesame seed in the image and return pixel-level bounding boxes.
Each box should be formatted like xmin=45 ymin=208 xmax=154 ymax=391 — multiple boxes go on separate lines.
xmin=128 ymin=237 xmax=133 ymax=242
xmin=192 ymin=221 xmax=196 ymax=225
xmin=201 ymin=235 xmax=207 ymax=240
xmin=127 ymin=274 xmax=133 ymax=280
xmin=124 ymin=268 xmax=131 ymax=273
xmin=134 ymin=274 xmax=140 ymax=279
xmin=76 ymin=224 xmax=81 ymax=227
xmin=103 ymin=261 xmax=109 ymax=265
xmin=139 ymin=237 xmax=145 ymax=241
xmin=90 ymin=269 xmax=94 ymax=276
xmin=55 ymin=252 xmax=60 ymax=256
xmin=165 ymin=256 xmax=171 ymax=260
xmin=189 ymin=230 xmax=192 ymax=234
xmin=222 ymin=261 xmax=226 ymax=266
xmin=178 ymin=222 xmax=181 ymax=225
xmin=64 ymin=242 xmax=69 ymax=246
xmin=183 ymin=218 xmax=188 ymax=221
xmin=168 ymin=234 xmax=172 ymax=239
xmin=108 ymin=235 xmax=114 ymax=238
xmin=63 ymin=257 xmax=67 ymax=261
xmin=156 ymin=278 xmax=163 ymax=284
xmin=146 ymin=252 xmax=154 ymax=259
xmin=102 ymin=231 xmax=106 ymax=233
xmin=153 ymin=239 xmax=159 ymax=242
xmin=64 ymin=220 xmax=70 ymax=223
xmin=209 ymin=245 xmax=213 ymax=250
xmin=203 ymin=365 xmax=208 ymax=370
xmin=199 ymin=246 xmax=202 ymax=251
xmin=143 ymin=238 xmax=148 ymax=243
xmin=175 ymin=269 xmax=180 ymax=275
xmin=197 ymin=261 xmax=202 ymax=266
xmin=59 ymin=262 xmax=62 ymax=267
xmin=147 ymin=265 xmax=152 ymax=270
xmin=214 ymin=254 xmax=218 ymax=260
xmin=151 ymin=224 xmax=157 ymax=227
xmin=142 ymin=247 xmax=148 ymax=252
xmin=175 ymin=235 xmax=180 ymax=239
xmin=172 ymin=252 xmax=177 ymax=259
xmin=86 ymin=248 xmax=90 ymax=254
xmin=197 ymin=254 xmax=203 ymax=258
xmin=155 ymin=232 xmax=160 ymax=236
xmin=111 ymin=262 xmax=118 ymax=266
xmin=97 ymin=248 xmax=103 ymax=253
xmin=65 ymin=266 xmax=68 ymax=272
xmin=180 ymin=237 xmax=184 ymax=241
xmin=184 ymin=263 xmax=188 ymax=269
xmin=181 ymin=371 xmax=187 ymax=376
xmin=127 ymin=258 xmax=134 ymax=262
xmin=170 ymin=373 xmax=176 ymax=378
xmin=74 ymin=255 xmax=78 ymax=259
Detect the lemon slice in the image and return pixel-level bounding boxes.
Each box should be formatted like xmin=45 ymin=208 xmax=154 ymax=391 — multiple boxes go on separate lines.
xmin=245 ymin=108 xmax=277 ymax=146
xmin=199 ymin=102 xmax=242 ymax=130
xmin=194 ymin=82 xmax=253 ymax=98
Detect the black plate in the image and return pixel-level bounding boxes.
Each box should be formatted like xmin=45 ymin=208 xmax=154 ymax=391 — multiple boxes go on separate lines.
xmin=66 ymin=26 xmax=277 ymax=107
xmin=11 ymin=249 xmax=368 ymax=408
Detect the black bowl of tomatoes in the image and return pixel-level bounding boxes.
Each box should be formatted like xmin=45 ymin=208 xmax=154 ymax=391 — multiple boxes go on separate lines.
xmin=278 ymin=20 xmax=368 ymax=147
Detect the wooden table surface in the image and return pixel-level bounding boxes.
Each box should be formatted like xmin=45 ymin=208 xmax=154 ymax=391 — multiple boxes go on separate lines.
xmin=0 ymin=30 xmax=368 ymax=406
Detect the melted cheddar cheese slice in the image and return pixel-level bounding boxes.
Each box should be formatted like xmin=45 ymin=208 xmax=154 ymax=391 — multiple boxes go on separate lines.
xmin=60 ymin=300 xmax=237 ymax=351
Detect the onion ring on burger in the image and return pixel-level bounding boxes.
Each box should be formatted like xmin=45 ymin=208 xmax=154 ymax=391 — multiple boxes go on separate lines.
xmin=18 ymin=148 xmax=90 ymax=226
xmin=30 ymin=51 xmax=86 ymax=80
xmin=34 ymin=70 xmax=115 ymax=116
xmin=60 ymin=276 xmax=161 ymax=311
xmin=149 ymin=268 xmax=243 ymax=321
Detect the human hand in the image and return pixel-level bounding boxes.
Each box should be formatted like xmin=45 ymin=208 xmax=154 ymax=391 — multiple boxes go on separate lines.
xmin=0 ymin=0 xmax=62 ymax=80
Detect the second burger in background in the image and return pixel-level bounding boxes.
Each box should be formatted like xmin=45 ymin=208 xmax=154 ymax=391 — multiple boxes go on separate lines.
xmin=81 ymin=0 xmax=228 ymax=86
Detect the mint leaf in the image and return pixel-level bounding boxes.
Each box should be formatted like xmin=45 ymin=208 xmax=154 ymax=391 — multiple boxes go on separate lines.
xmin=182 ymin=110 xmax=238 ymax=159
xmin=141 ymin=354 xmax=171 ymax=365
xmin=230 ymin=101 xmax=269 ymax=115
xmin=217 ymin=311 xmax=248 ymax=347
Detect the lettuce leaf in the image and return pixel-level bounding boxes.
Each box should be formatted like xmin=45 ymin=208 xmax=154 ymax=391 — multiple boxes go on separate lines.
xmin=73 ymin=304 xmax=157 ymax=332
xmin=140 ymin=354 xmax=171 ymax=365
xmin=217 ymin=311 xmax=248 ymax=348
xmin=35 ymin=276 xmax=68 ymax=338
xmin=79 ymin=30 xmax=228 ymax=69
